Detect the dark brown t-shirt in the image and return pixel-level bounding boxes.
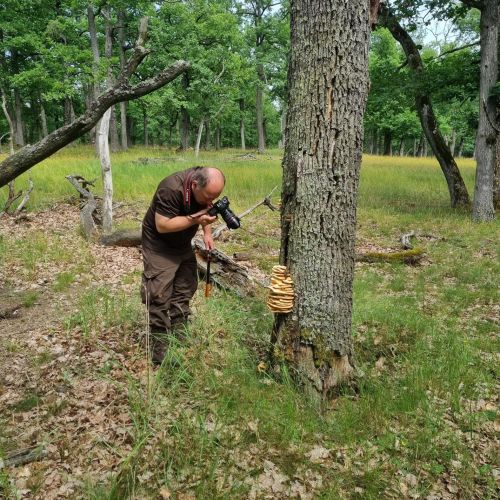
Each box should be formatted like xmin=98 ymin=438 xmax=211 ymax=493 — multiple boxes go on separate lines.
xmin=142 ymin=168 xmax=204 ymax=255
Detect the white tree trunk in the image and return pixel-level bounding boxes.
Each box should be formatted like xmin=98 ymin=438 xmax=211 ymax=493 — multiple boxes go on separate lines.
xmin=195 ymin=119 xmax=204 ymax=158
xmin=98 ymin=108 xmax=113 ymax=234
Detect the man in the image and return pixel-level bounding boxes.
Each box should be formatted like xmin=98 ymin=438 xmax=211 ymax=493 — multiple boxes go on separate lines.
xmin=141 ymin=166 xmax=225 ymax=364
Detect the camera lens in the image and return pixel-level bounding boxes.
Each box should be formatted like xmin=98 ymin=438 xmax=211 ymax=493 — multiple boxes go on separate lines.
xmin=222 ymin=209 xmax=240 ymax=229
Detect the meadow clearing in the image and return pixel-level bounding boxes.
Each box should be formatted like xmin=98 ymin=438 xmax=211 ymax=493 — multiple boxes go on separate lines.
xmin=0 ymin=147 xmax=498 ymax=499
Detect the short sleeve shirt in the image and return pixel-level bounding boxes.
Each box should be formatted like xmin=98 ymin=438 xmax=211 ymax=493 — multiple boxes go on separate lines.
xmin=142 ymin=167 xmax=204 ymax=255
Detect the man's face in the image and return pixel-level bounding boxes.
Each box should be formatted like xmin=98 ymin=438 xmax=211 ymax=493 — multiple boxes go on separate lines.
xmin=192 ymin=180 xmax=224 ymax=207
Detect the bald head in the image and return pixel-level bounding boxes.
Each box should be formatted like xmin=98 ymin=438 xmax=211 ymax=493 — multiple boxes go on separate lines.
xmin=191 ymin=167 xmax=225 ymax=206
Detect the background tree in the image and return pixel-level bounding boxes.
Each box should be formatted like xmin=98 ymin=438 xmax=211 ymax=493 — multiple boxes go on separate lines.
xmin=378 ymin=3 xmax=471 ymax=207
xmin=271 ymin=0 xmax=371 ymax=398
xmin=389 ymin=0 xmax=498 ymax=218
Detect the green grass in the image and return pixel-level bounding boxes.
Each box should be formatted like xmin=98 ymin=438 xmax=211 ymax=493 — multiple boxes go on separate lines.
xmin=0 ymin=146 xmax=498 ymax=498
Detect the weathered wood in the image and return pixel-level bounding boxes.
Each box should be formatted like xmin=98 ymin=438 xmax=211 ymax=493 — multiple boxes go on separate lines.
xmin=13 ymin=179 xmax=34 ymax=215
xmin=100 ymin=229 xmax=142 ymax=247
xmin=0 ymin=445 xmax=47 ymax=469
xmin=356 ymin=248 xmax=425 ymax=265
xmin=66 ymin=175 xmax=98 ymax=239
xmin=400 ymin=230 xmax=415 ymax=250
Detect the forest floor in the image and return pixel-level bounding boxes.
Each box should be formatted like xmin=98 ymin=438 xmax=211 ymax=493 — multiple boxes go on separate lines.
xmin=0 ymin=203 xmax=146 ymax=498
xmin=0 ymin=150 xmax=499 ymax=499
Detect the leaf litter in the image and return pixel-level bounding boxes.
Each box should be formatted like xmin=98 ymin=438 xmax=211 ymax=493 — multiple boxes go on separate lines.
xmin=0 ymin=202 xmax=498 ymax=498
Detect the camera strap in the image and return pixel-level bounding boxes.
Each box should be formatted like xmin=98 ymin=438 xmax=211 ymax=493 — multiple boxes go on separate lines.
xmin=182 ymin=171 xmax=194 ymax=212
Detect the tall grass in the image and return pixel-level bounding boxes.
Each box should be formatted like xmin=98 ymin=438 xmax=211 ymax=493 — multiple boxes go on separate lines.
xmin=0 ymin=146 xmax=497 ymax=498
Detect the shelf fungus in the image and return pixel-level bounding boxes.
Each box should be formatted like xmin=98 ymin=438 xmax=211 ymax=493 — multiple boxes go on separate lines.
xmin=267 ymin=265 xmax=295 ymax=313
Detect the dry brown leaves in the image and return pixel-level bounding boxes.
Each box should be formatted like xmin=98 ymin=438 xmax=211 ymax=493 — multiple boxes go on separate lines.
xmin=0 ymin=203 xmax=145 ymax=498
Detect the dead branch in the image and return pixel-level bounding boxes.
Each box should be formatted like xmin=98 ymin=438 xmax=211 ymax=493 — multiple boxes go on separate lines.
xmin=212 ymin=185 xmax=279 ymax=239
xmin=0 ymin=445 xmax=47 ymax=469
xmin=66 ymin=175 xmax=98 ymax=238
xmin=2 ymin=188 xmax=22 ymax=214
xmin=13 ymin=178 xmax=34 ymax=215
xmin=400 ymin=230 xmax=415 ymax=249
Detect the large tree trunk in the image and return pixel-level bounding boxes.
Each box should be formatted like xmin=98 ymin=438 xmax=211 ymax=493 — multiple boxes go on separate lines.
xmin=379 ymin=4 xmax=470 ymax=208
xmin=272 ymin=0 xmax=370 ymax=398
xmin=472 ymin=0 xmax=498 ymax=221
xmin=256 ymin=63 xmax=266 ymax=154
xmin=0 ymin=19 xmax=189 ymax=187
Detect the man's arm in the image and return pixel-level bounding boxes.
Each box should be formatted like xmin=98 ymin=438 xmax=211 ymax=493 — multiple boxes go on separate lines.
xmin=154 ymin=210 xmax=216 ymax=233
xmin=203 ymin=224 xmax=214 ymax=250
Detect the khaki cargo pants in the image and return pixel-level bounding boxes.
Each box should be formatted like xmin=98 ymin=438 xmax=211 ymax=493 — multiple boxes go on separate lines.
xmin=141 ymin=248 xmax=198 ymax=333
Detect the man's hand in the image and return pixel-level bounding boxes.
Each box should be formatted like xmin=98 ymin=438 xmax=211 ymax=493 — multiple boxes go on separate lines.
xmin=194 ymin=213 xmax=217 ymax=227
xmin=203 ymin=231 xmax=214 ymax=251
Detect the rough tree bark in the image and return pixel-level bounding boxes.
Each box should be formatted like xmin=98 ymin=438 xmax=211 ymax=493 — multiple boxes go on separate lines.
xmin=0 ymin=19 xmax=189 ymax=188
xmin=471 ymin=0 xmax=498 ymax=221
xmin=379 ymin=3 xmax=470 ymax=208
xmin=271 ymin=0 xmax=371 ymax=398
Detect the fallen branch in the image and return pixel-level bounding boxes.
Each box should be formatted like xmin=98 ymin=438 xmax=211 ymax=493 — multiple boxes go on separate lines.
xmin=66 ymin=175 xmax=98 ymax=238
xmin=355 ymin=248 xmax=425 ymax=265
xmin=0 ymin=445 xmax=47 ymax=469
xmin=212 ymin=185 xmax=279 ymax=239
xmin=192 ymin=237 xmax=258 ymax=296
xmin=400 ymin=230 xmax=415 ymax=249
xmin=13 ymin=178 xmax=34 ymax=215
xmin=100 ymin=228 xmax=142 ymax=247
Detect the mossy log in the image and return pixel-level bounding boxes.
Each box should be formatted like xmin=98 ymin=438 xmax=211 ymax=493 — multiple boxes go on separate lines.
xmin=355 ymin=247 xmax=425 ymax=264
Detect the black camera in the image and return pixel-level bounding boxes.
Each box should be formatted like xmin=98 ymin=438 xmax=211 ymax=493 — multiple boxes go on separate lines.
xmin=208 ymin=197 xmax=241 ymax=229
